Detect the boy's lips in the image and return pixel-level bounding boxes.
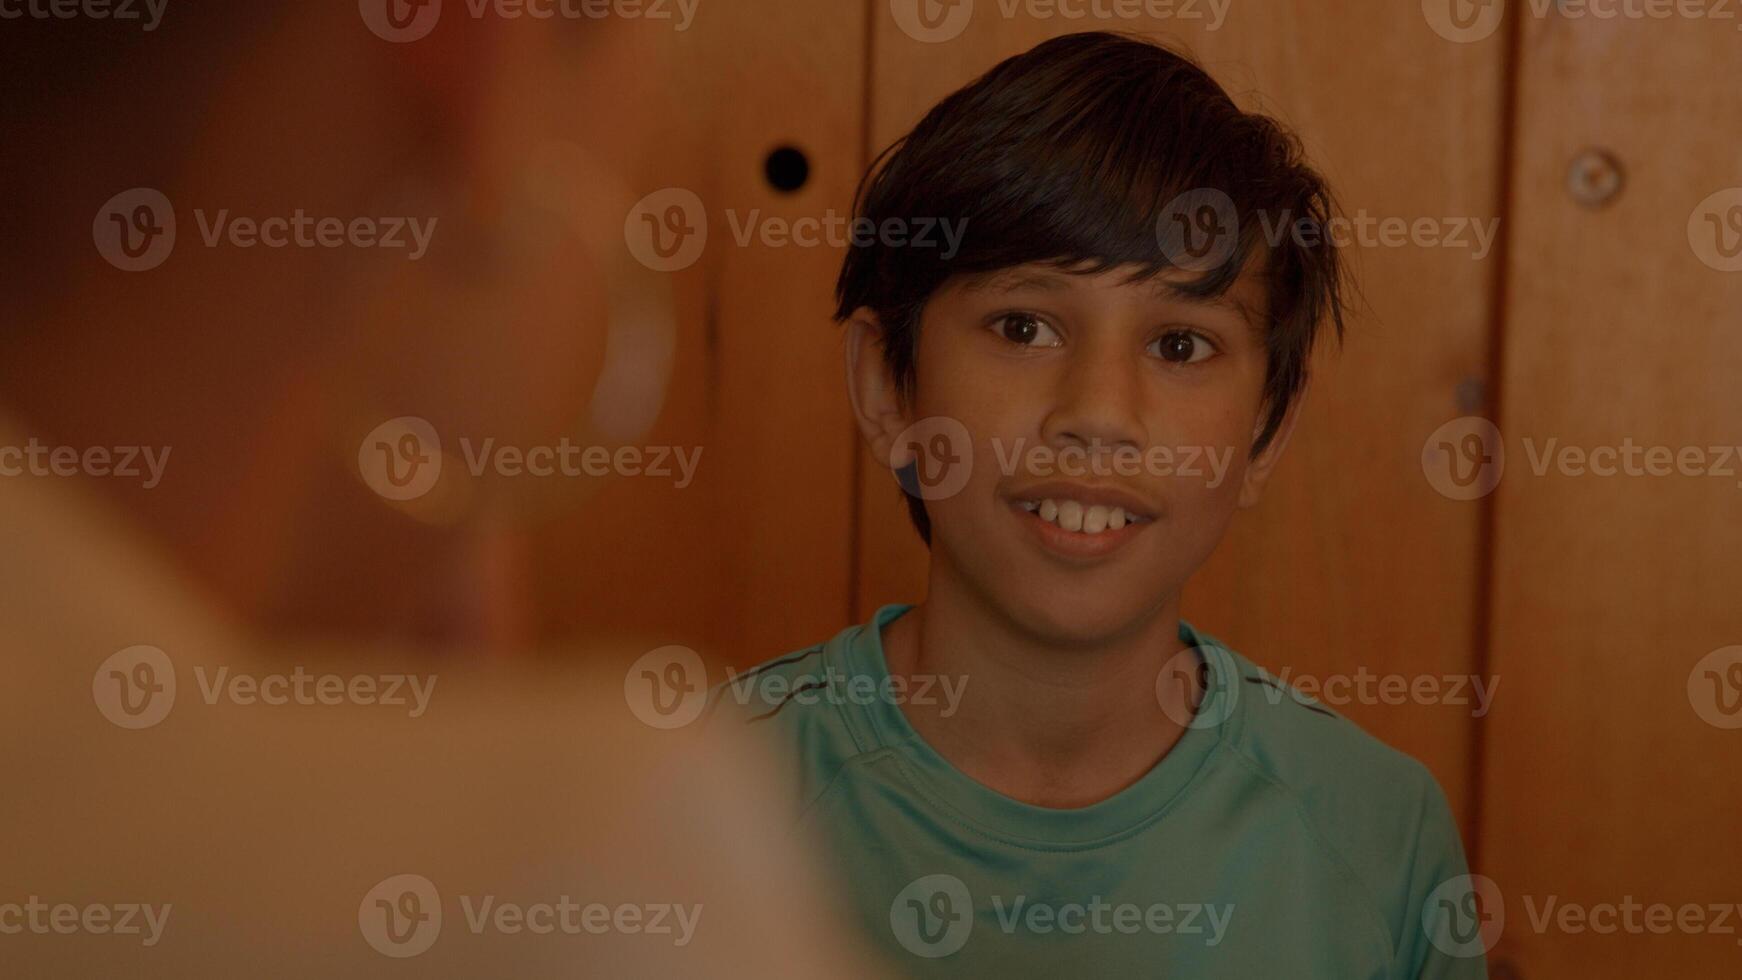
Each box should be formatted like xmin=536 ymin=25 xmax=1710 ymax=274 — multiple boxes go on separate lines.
xmin=1006 ymin=481 xmax=1158 ymax=521
xmin=1004 ymin=481 xmax=1157 ymax=561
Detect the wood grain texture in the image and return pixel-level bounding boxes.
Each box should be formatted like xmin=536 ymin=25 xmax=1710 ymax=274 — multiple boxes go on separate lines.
xmin=1479 ymin=8 xmax=1742 ymax=977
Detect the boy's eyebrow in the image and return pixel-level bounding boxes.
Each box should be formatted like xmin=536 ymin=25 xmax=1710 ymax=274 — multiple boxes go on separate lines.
xmin=961 ymin=268 xmax=1075 ymax=294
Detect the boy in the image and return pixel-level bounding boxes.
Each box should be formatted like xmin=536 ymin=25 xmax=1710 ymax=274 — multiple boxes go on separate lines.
xmin=711 ymin=31 xmax=1484 ymax=979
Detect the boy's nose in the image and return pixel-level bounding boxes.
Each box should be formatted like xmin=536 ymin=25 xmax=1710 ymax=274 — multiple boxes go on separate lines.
xmin=1039 ymin=345 xmax=1147 ymax=454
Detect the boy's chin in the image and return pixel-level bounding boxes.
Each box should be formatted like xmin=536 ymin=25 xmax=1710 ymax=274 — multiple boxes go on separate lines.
xmin=982 ymin=578 xmax=1168 ymax=650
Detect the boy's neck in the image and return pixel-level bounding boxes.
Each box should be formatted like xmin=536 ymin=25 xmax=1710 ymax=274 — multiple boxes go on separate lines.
xmin=881 ymin=564 xmax=1201 ymax=810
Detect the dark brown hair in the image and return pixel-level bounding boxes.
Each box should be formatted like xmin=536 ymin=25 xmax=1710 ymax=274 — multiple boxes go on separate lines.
xmin=835 ymin=31 xmax=1348 ymax=544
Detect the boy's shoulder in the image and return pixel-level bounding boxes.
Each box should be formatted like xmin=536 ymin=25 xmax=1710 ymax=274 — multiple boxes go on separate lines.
xmin=1199 ymin=626 xmax=1453 ymax=828
xmin=699 ymin=628 xmax=871 ymax=808
xmin=1194 ymin=626 xmax=1466 ymax=950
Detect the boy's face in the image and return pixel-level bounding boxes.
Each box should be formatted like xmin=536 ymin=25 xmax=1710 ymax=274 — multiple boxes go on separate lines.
xmin=858 ymin=259 xmax=1295 ymax=647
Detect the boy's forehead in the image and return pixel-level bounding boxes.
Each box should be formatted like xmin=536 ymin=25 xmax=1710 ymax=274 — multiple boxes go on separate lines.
xmin=958 ymin=261 xmax=1269 ymax=332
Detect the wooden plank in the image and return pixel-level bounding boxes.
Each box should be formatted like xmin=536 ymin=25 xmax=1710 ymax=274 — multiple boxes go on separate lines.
xmin=1480 ymin=7 xmax=1742 ymax=976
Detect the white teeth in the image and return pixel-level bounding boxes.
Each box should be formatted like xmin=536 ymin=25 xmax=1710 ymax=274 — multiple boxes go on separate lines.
xmin=1024 ymin=497 xmax=1144 ymax=534
xmin=1083 ymin=504 xmax=1109 ymax=534
xmin=1057 ymin=500 xmax=1083 ymax=532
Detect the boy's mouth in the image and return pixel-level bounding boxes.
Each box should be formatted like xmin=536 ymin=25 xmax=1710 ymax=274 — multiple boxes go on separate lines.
xmin=1014 ymin=497 xmax=1150 ymax=534
xmin=1006 ymin=482 xmax=1156 ymax=559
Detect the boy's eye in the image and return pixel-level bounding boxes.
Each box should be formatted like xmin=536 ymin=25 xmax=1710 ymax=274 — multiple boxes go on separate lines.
xmin=989 ymin=312 xmax=1063 ymax=348
xmin=1151 ymin=330 xmax=1216 ymax=364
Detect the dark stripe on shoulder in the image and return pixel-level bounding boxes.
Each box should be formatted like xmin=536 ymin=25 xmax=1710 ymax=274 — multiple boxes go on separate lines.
xmin=700 ymin=646 xmax=828 ymax=722
xmin=730 ymin=645 xmax=826 ymax=684
xmin=1243 ymin=675 xmax=1337 ymax=718
xmin=747 ymin=680 xmax=830 ymax=723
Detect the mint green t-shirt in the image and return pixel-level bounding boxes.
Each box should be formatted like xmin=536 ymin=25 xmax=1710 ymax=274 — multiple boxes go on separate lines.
xmin=710 ymin=604 xmax=1487 ymax=979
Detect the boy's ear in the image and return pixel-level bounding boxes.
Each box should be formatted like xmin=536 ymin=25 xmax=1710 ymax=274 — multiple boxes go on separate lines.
xmin=1238 ymin=381 xmax=1308 ymax=509
xmin=843 ymin=308 xmax=914 ymax=470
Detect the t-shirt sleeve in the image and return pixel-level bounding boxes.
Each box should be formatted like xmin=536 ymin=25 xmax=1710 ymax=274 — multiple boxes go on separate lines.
xmin=1394 ymin=770 xmax=1491 ymax=980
